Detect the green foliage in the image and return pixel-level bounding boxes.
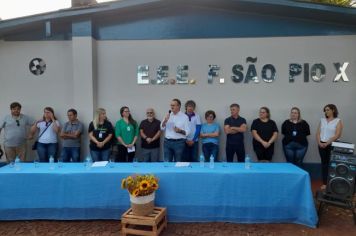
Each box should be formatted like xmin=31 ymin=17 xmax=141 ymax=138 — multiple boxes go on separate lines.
xmin=309 ymin=0 xmax=355 ymax=7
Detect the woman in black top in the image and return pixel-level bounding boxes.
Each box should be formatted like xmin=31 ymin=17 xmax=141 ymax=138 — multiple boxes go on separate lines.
xmin=281 ymin=107 xmax=310 ymax=168
xmin=251 ymin=107 xmax=278 ymax=162
xmin=88 ymin=108 xmax=114 ymax=162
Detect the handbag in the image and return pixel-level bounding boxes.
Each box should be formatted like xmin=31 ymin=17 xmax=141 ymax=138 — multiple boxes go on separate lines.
xmin=32 ymin=122 xmax=52 ymax=150
xmin=32 ymin=141 xmax=39 ymax=150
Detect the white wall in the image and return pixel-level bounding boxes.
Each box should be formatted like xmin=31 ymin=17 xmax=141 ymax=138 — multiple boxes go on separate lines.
xmin=1 ymin=35 xmax=355 ymax=163
xmin=96 ymin=35 xmax=356 ymax=162
xmin=0 ymin=41 xmax=73 ymax=160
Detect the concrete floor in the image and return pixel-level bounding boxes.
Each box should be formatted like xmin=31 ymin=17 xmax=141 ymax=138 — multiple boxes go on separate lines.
xmin=0 ymin=181 xmax=355 ymax=236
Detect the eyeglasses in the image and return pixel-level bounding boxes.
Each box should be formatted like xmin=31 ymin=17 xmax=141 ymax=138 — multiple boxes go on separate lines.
xmin=146 ymin=112 xmax=154 ymax=115
xmin=16 ymin=120 xmax=20 ymax=126
xmin=123 ymin=110 xmax=130 ymax=113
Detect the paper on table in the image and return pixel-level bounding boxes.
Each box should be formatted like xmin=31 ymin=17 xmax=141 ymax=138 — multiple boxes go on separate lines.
xmin=175 ymin=162 xmax=191 ymax=167
xmin=127 ymin=146 xmax=136 ymax=153
xmin=91 ymin=161 xmax=108 ymax=167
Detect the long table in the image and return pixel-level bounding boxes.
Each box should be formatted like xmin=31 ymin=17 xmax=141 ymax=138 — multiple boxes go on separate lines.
xmin=0 ymin=162 xmax=317 ymax=227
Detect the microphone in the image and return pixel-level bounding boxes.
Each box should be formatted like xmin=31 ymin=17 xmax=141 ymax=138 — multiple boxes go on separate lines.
xmin=163 ymin=110 xmax=171 ymax=126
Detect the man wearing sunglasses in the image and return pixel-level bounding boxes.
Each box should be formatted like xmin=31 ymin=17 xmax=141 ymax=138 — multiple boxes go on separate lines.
xmin=139 ymin=108 xmax=161 ymax=162
xmin=0 ymin=102 xmax=34 ymax=162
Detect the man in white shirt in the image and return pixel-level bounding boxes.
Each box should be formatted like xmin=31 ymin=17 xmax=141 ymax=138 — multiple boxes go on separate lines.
xmin=161 ymin=99 xmax=190 ymax=162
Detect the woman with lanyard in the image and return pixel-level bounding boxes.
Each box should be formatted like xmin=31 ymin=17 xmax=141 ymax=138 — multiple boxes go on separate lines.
xmin=115 ymin=106 xmax=139 ymax=162
xmin=281 ymin=107 xmax=310 ymax=168
xmin=316 ymin=104 xmax=343 ymax=190
xmin=88 ymin=108 xmax=114 ymax=162
xmin=30 ymin=107 xmax=60 ymax=162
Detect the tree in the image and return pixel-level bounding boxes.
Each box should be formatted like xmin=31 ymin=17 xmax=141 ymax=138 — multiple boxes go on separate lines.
xmin=308 ymin=0 xmax=356 ymax=7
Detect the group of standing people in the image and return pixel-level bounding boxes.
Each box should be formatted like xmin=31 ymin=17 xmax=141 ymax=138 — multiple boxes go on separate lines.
xmin=85 ymin=106 xmax=162 ymax=163
xmin=0 ymin=101 xmax=343 ymax=188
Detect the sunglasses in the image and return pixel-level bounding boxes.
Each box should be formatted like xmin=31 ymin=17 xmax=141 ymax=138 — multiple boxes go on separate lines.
xmin=16 ymin=120 xmax=20 ymax=126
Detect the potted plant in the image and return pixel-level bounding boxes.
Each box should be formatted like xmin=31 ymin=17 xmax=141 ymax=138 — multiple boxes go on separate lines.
xmin=121 ymin=174 xmax=159 ymax=216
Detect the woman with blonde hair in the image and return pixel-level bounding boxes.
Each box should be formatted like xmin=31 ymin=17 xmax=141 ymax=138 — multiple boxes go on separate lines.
xmin=88 ymin=108 xmax=114 ymax=162
xmin=281 ymin=107 xmax=310 ymax=168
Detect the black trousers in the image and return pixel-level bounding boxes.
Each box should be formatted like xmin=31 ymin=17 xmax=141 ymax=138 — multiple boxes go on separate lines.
xmin=116 ymin=144 xmax=136 ymax=162
xmin=253 ymin=143 xmax=274 ymax=161
xmin=318 ymin=144 xmax=332 ymax=185
xmin=226 ymin=143 xmax=245 ymax=162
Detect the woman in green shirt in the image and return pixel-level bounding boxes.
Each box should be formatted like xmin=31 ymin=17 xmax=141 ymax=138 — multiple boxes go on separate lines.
xmin=115 ymin=106 xmax=138 ymax=162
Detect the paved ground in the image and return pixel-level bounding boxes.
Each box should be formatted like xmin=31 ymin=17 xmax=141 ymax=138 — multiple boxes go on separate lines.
xmin=0 ymin=181 xmax=355 ymax=236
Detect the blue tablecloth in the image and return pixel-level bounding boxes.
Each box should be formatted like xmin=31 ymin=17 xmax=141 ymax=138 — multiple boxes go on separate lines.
xmin=0 ymin=162 xmax=317 ymax=227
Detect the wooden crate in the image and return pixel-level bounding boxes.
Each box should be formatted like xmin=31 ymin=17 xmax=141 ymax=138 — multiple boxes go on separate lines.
xmin=121 ymin=207 xmax=167 ymax=236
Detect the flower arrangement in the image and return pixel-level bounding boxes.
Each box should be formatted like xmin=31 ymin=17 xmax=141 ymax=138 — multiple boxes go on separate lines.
xmin=121 ymin=174 xmax=159 ymax=197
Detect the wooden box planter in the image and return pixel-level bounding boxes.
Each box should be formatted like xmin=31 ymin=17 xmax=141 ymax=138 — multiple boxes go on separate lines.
xmin=121 ymin=207 xmax=167 ymax=236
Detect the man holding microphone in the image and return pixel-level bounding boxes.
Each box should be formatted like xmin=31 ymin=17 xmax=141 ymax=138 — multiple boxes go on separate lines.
xmin=161 ymin=98 xmax=190 ymax=162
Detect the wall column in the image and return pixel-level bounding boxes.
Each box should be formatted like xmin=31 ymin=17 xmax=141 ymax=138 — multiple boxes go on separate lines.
xmin=72 ymin=20 xmax=97 ymax=157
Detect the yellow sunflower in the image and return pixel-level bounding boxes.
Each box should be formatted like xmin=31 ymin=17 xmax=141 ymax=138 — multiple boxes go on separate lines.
xmin=132 ymin=188 xmax=140 ymax=197
xmin=121 ymin=179 xmax=126 ymax=189
xmin=139 ymin=180 xmax=150 ymax=191
xmin=126 ymin=176 xmax=134 ymax=184
xmin=151 ymin=181 xmax=159 ymax=190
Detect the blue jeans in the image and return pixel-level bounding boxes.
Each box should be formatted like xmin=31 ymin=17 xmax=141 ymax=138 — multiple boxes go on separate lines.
xmin=141 ymin=148 xmax=160 ymax=162
xmin=37 ymin=143 xmax=58 ymax=162
xmin=60 ymin=147 xmax=80 ymax=162
xmin=90 ymin=149 xmax=110 ymax=162
xmin=163 ymin=139 xmax=185 ymax=162
xmin=202 ymin=143 xmax=219 ymax=162
xmin=283 ymin=142 xmax=308 ymax=168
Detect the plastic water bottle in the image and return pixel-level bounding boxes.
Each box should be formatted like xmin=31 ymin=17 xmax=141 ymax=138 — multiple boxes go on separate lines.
xmin=209 ymin=155 xmax=214 ymax=169
xmin=222 ymin=156 xmax=228 ymax=167
xmin=245 ymin=154 xmax=251 ymax=169
xmin=163 ymin=157 xmax=169 ymax=167
xmin=199 ymin=154 xmax=205 ymax=167
xmin=14 ymin=156 xmax=21 ymax=170
xmin=9 ymin=160 xmax=15 ymax=168
xmin=133 ymin=157 xmax=138 ymax=167
xmin=57 ymin=157 xmax=63 ymax=168
xmin=49 ymin=155 xmax=55 ymax=170
xmin=34 ymin=157 xmax=39 ymax=168
xmin=85 ymin=156 xmax=93 ymax=170
xmin=109 ymin=158 xmax=115 ymax=168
